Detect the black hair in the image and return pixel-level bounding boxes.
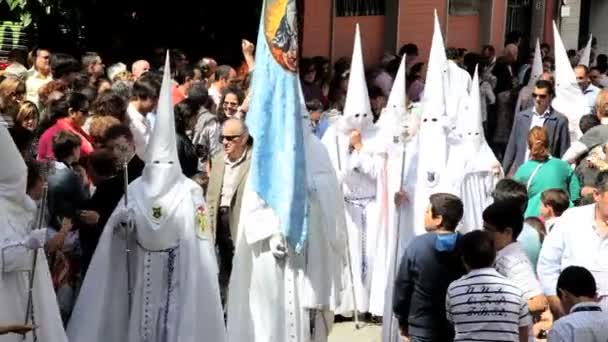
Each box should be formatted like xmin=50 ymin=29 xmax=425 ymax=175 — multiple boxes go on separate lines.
xmin=597 ymin=54 xmax=608 ymax=73
xmin=461 ymin=230 xmax=496 ymax=270
xmin=215 ymin=65 xmax=233 ymax=81
xmin=575 ymin=65 xmax=590 ymax=75
xmin=429 ymin=193 xmax=464 ymax=231
xmin=595 ymin=170 xmax=608 ymax=193
xmin=398 ymin=43 xmax=418 ymax=57
xmin=540 ymin=42 xmax=550 ymax=50
xmin=67 ymin=91 xmax=90 ymax=113
xmin=305 ymin=99 xmax=323 ymax=112
xmin=8 ymin=125 xmax=34 ymax=157
xmin=102 ymin=124 xmax=133 ymax=145
xmin=187 ymin=82 xmax=210 ymax=108
xmin=131 ymin=78 xmax=160 ymax=100
xmin=446 ymin=47 xmax=459 ymax=60
xmin=87 ymin=148 xmax=118 ymax=178
xmin=92 ymin=90 xmax=127 ymax=122
xmin=482 ymin=201 xmax=524 ymax=241
xmin=52 ymin=130 xmax=82 ymax=161
xmin=174 ymin=65 xmax=195 ymax=85
xmin=407 ymin=62 xmax=425 ymax=83
xmin=557 ymin=266 xmax=597 ymax=299
xmin=221 ymin=86 xmax=245 ymax=105
xmin=368 ymin=85 xmax=385 ymax=99
xmin=26 ymin=160 xmax=43 ymax=193
xmin=505 ymin=31 xmax=522 ymax=45
xmin=482 ymin=44 xmax=495 ymax=55
xmin=567 ymin=49 xmax=577 ymax=58
xmin=492 ymin=179 xmax=528 ymax=215
xmin=535 ymin=79 xmax=555 ymax=96
xmin=50 ymin=53 xmax=81 ymax=80
xmin=174 ymin=99 xmax=198 ymax=134
xmin=580 ymin=113 xmax=601 ymax=134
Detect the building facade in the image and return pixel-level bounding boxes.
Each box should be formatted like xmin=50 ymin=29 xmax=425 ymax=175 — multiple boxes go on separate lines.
xmin=301 ymin=0 xmax=560 ymax=65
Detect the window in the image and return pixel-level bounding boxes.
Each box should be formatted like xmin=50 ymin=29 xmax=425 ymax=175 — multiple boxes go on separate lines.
xmin=336 ymin=0 xmax=386 ymax=17
xmin=449 ymin=0 xmax=481 ymax=15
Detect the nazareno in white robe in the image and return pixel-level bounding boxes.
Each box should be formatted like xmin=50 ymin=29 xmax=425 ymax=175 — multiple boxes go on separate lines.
xmin=321 ymin=123 xmax=380 ymax=314
xmin=226 ymin=133 xmax=348 ymax=342
xmin=66 ymin=178 xmax=226 ymax=342
xmin=0 ymin=197 xmax=67 ymax=342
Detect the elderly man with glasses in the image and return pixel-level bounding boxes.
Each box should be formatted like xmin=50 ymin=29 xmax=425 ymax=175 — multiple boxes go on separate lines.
xmin=206 ymin=118 xmax=253 ymax=306
xmin=503 ymin=79 xmax=571 ymax=175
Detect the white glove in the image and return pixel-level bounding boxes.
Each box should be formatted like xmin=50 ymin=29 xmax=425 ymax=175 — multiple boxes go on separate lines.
xmin=113 ymin=207 xmax=135 ymax=238
xmin=269 ymin=234 xmax=287 ymax=259
xmin=336 ymin=170 xmax=347 ymax=186
xmin=24 ymin=229 xmax=47 ymax=250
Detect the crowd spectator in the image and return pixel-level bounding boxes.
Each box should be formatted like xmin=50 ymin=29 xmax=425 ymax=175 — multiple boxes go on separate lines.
xmin=0 ymin=77 xmax=26 ymax=128
xmin=208 ymin=65 xmax=237 ymax=108
xmin=26 ymin=47 xmax=52 ymax=108
xmin=540 ymin=188 xmax=570 ymax=231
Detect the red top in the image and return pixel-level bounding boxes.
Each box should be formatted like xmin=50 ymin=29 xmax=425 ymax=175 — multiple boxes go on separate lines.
xmin=37 ymin=118 xmax=94 ymax=161
xmin=172 ymin=85 xmax=186 ymax=105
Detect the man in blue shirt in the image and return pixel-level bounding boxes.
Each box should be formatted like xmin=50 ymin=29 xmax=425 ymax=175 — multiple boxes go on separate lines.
xmin=576 ymin=65 xmax=601 ymax=115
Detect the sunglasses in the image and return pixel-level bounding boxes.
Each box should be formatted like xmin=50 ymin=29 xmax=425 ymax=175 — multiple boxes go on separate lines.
xmin=221 ymin=134 xmax=241 ymax=142
xmin=532 ymin=93 xmax=548 ymax=99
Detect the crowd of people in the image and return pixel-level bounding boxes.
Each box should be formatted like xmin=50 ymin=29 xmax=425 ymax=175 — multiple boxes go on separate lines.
xmin=1 ymin=10 xmax=608 ymax=342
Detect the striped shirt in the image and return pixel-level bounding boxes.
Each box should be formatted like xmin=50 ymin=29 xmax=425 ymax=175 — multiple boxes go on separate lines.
xmin=548 ymin=302 xmax=608 ymax=342
xmin=494 ymin=242 xmax=543 ymax=300
xmin=446 ymin=267 xmax=532 ymax=342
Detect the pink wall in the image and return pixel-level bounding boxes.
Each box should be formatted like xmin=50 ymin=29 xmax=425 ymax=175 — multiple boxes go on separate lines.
xmin=332 ymin=16 xmax=386 ymax=66
xmin=491 ymin=0 xmax=507 ymax=49
xmin=447 ymin=15 xmax=481 ymax=52
xmin=397 ymin=0 xmax=447 ymax=62
xmin=302 ymin=0 xmax=331 ymax=58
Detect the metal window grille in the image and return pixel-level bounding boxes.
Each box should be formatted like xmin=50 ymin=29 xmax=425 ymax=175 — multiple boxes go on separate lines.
xmin=336 ymin=0 xmax=386 ymax=17
xmin=449 ymin=0 xmax=481 ymax=15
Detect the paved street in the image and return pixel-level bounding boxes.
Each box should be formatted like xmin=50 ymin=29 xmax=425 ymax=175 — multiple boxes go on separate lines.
xmin=329 ymin=322 xmax=382 ymax=342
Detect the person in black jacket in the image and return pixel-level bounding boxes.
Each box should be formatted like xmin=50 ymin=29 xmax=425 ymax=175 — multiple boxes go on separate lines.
xmin=174 ymin=99 xmax=200 ymax=178
xmin=80 ymin=148 xmax=122 ymax=275
xmin=101 ymin=124 xmax=145 ymax=183
xmin=393 ymin=193 xmax=467 ymax=342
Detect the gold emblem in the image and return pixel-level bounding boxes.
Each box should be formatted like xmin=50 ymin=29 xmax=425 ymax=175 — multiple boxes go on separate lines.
xmin=196 ymin=206 xmax=208 ymax=234
xmin=151 ymin=205 xmax=162 ymax=223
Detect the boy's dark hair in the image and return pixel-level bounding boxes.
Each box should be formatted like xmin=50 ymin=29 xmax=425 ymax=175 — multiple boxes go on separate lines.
xmin=557 ymin=266 xmax=597 ymax=299
xmin=398 ymin=43 xmax=418 ymax=57
xmin=92 ymin=90 xmax=127 ymax=122
xmin=579 ymin=113 xmax=601 ymax=134
xmin=541 ymin=189 xmax=570 ymax=217
xmin=482 ymin=201 xmax=524 ymax=241
xmin=174 ymin=65 xmax=195 ymax=85
xmin=52 ymin=130 xmax=82 ymax=161
xmin=429 ymin=193 xmax=464 ymax=231
xmin=595 ymin=170 xmax=608 ymax=193
xmin=87 ymin=148 xmax=117 ymax=178
xmin=187 ymin=82 xmax=209 ymax=108
xmin=101 ymin=124 xmax=133 ymax=146
xmin=174 ymin=99 xmax=198 ymax=134
xmin=492 ymin=179 xmax=528 ymax=215
xmin=215 ymin=65 xmax=233 ymax=82
xmin=305 ymin=99 xmax=323 ymax=112
xmin=524 ymin=217 xmax=546 ymax=243
xmin=131 ymin=78 xmax=160 ymax=100
xmin=461 ymin=230 xmax=496 ymax=270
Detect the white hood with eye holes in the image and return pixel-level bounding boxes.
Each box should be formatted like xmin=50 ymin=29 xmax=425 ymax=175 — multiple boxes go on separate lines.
xmin=339 ymin=24 xmax=374 ymax=134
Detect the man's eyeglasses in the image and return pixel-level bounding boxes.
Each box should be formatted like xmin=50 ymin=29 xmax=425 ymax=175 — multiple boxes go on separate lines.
xmin=221 ymin=134 xmax=241 ymax=142
xmin=223 ymin=101 xmax=239 ymax=107
xmin=532 ymin=93 xmax=548 ymax=99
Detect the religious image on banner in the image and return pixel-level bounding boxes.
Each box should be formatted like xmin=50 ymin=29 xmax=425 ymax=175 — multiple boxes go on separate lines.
xmin=265 ymin=0 xmax=298 ymax=72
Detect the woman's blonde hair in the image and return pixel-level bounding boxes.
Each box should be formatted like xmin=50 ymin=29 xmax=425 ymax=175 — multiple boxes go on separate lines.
xmin=528 ymin=126 xmax=550 ymax=161
xmin=16 ymin=101 xmax=39 ymax=125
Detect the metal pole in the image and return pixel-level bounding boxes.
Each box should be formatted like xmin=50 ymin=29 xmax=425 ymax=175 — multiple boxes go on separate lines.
xmin=388 ymin=146 xmax=408 ymax=342
xmin=23 ymin=161 xmax=53 ymax=341
xmin=121 ymin=149 xmax=133 ymax=316
xmin=335 ymin=136 xmax=361 ymax=330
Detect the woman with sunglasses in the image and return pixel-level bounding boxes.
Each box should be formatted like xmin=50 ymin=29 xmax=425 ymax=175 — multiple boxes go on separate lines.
xmin=218 ymin=86 xmax=245 ymax=122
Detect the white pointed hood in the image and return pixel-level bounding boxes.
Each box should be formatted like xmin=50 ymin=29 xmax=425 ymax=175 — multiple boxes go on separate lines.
xmin=134 ymin=51 xmax=188 ymax=235
xmin=551 ymin=21 xmax=589 ymax=137
xmin=0 ymin=123 xmax=27 ymax=204
xmin=386 ymin=55 xmax=407 ymax=111
xmin=579 ymin=34 xmax=593 ymax=67
xmin=416 ymin=9 xmax=449 ymax=191
xmin=340 ymin=24 xmax=373 ymax=133
xmin=528 ymin=39 xmax=544 ymax=87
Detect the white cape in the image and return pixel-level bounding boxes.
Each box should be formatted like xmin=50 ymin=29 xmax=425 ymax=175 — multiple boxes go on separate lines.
xmin=0 ymin=197 xmax=67 ymax=342
xmin=227 ymin=134 xmax=347 ymax=342
xmin=66 ymin=179 xmax=226 ymax=342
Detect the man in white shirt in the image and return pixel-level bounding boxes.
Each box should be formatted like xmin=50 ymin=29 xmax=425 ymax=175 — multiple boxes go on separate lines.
xmin=576 ymin=65 xmax=601 ymax=114
xmin=538 ymin=170 xmax=608 ymax=318
xmin=549 ymin=266 xmax=608 ymax=342
xmin=208 ymin=65 xmax=237 ymax=108
xmin=127 ymin=78 xmax=160 ymax=160
xmin=26 ymin=47 xmax=52 ymax=109
xmin=446 ymin=230 xmax=532 ymax=342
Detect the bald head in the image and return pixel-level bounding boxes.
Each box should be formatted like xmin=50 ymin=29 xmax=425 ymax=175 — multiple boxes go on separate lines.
xmin=132 ymin=60 xmax=150 ymax=80
xmin=222 ymin=119 xmax=249 ymax=161
xmin=503 ymin=44 xmax=518 ymax=63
